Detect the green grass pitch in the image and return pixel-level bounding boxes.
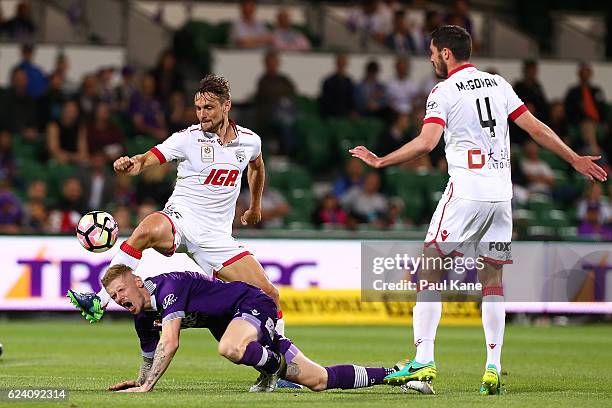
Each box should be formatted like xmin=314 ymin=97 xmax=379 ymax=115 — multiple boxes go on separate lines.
xmin=0 ymin=320 xmax=611 ymax=407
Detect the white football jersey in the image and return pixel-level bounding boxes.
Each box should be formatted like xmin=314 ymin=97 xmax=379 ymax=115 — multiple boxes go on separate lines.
xmin=423 ymin=64 xmax=526 ymax=201
xmin=149 ymin=121 xmax=261 ymax=235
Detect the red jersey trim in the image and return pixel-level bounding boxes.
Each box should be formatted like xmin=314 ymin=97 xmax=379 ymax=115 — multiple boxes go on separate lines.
xmin=149 ymin=147 xmax=166 ymax=164
xmin=509 ymin=104 xmax=528 ymax=121
xmin=447 ymin=63 xmax=475 ymax=78
xmin=423 ymin=117 xmax=446 ymax=127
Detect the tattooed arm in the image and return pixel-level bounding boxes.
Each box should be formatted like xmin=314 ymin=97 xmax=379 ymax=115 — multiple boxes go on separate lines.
xmin=118 ymin=318 xmax=182 ymax=392
xmin=137 ymin=357 xmax=154 ymax=385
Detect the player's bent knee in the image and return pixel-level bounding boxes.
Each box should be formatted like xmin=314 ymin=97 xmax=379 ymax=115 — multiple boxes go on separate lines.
xmin=217 ymin=341 xmax=245 ymax=363
xmin=308 ymin=376 xmax=328 ymax=392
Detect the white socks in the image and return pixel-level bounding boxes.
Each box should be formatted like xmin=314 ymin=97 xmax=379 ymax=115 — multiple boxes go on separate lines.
xmin=413 ymin=290 xmax=442 ymax=364
xmin=482 ymin=289 xmax=505 ymax=373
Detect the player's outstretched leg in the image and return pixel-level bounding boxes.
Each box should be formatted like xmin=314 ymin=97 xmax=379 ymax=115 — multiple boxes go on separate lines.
xmin=67 ymin=212 xmax=175 ymax=323
xmin=479 ymin=263 xmax=505 ymax=395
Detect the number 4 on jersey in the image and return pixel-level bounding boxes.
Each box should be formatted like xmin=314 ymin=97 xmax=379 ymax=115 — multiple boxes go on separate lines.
xmin=476 ymin=97 xmax=496 ymax=138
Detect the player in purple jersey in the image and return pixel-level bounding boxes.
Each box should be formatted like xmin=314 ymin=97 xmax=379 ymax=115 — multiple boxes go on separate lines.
xmin=101 ymin=265 xmax=432 ymax=394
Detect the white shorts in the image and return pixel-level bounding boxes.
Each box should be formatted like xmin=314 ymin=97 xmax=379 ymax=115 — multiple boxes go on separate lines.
xmin=156 ymin=205 xmax=251 ymax=276
xmin=425 ymin=182 xmax=513 ymax=264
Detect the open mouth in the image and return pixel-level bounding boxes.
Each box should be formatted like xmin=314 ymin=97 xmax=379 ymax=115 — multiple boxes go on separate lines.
xmin=123 ymin=301 xmax=133 ymax=311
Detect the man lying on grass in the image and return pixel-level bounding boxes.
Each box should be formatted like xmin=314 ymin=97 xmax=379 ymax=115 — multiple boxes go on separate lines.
xmin=102 ymin=264 xmax=433 ymax=394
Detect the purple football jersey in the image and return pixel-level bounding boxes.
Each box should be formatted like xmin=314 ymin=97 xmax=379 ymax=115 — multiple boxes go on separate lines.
xmin=133 ymin=271 xmax=276 ymax=358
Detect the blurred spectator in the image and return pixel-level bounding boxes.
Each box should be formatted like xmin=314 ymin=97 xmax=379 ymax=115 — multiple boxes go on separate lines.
xmin=37 ymin=71 xmax=67 ymax=130
xmin=346 ymin=0 xmax=392 ymax=47
xmin=97 ymin=67 xmax=118 ymax=108
xmin=313 ymin=193 xmax=347 ymax=227
xmin=136 ymin=200 xmax=158 ymax=224
xmin=150 ymin=50 xmax=184 ymax=103
xmin=78 ymin=74 xmax=100 ymax=121
xmin=577 ymin=183 xmax=612 ymax=240
xmin=387 ymin=56 xmax=419 ymax=114
xmin=334 ymin=157 xmax=365 ymax=198
xmin=514 ymin=60 xmax=549 ymax=121
xmin=113 ymin=205 xmax=133 ymax=235
xmin=355 ymin=60 xmax=388 ymax=118
xmin=549 ymin=100 xmax=568 ymax=141
xmin=0 ymin=177 xmax=23 ymax=233
xmin=23 ymin=201 xmax=49 ymax=233
xmin=230 ymin=0 xmax=272 ymax=49
xmin=0 ymin=68 xmax=39 ymax=141
xmin=272 ymin=9 xmax=311 ymax=51
xmin=54 ymin=53 xmax=78 ymax=96
xmin=378 ymin=110 xmax=411 ymax=156
xmin=0 ymin=132 xmax=17 ymax=184
xmin=1 ymin=1 xmax=35 ymax=40
xmin=319 ymin=53 xmax=356 ymax=119
xmin=49 ymin=177 xmax=85 ymax=233
xmin=341 ymin=172 xmax=388 ymax=225
xmin=135 ymin=165 xmax=173 ymax=205
xmin=26 ymin=179 xmax=49 ymax=205
xmin=80 ymin=152 xmax=115 ymax=210
xmin=578 ymin=120 xmax=603 ymax=157
xmin=412 ymin=10 xmax=442 ymax=55
xmin=86 ymin=102 xmax=125 ymax=160
xmin=387 ymin=197 xmax=411 ymax=229
xmin=115 ymin=65 xmax=139 ymax=113
xmin=130 ymin=73 xmax=167 ymax=140
xmin=564 ymin=62 xmax=607 ymax=126
xmin=167 ymin=91 xmax=196 ymax=134
xmin=114 ymin=173 xmax=137 ymax=207
xmin=520 ymin=140 xmax=555 ymax=195
xmin=46 ymin=100 xmax=88 ymax=165
xmin=254 ymin=51 xmax=297 ymax=155
xmin=444 ymin=0 xmax=475 ymax=38
xmin=385 ymin=10 xmax=417 ymax=55
xmin=258 ymin=185 xmax=290 ymax=228
xmin=12 ymin=44 xmax=47 ymax=99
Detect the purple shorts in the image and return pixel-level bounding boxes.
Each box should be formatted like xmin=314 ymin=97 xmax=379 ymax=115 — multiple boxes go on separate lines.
xmin=232 ymin=295 xmax=278 ymax=347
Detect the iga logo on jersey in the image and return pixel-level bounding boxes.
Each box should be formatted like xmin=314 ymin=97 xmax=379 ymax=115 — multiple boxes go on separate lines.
xmin=199 ymin=164 xmax=241 ymax=190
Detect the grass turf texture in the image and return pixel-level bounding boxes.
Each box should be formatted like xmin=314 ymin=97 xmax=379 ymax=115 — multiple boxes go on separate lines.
xmin=0 ymin=321 xmax=611 ymax=407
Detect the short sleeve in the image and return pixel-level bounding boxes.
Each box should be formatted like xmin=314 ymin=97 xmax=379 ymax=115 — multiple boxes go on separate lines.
xmin=250 ymin=134 xmax=262 ymax=162
xmin=134 ymin=312 xmax=161 ymax=358
xmin=423 ymin=85 xmax=449 ymax=127
xmin=499 ymin=76 xmax=527 ymax=121
xmin=149 ymin=132 xmax=185 ymax=164
xmin=157 ymin=280 xmax=188 ymax=324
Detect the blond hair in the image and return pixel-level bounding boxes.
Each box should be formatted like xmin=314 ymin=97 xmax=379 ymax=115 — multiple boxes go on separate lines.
xmin=101 ymin=264 xmax=133 ymax=288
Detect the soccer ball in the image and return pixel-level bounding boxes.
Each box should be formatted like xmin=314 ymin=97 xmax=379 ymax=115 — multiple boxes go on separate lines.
xmin=76 ymin=211 xmax=118 ymax=253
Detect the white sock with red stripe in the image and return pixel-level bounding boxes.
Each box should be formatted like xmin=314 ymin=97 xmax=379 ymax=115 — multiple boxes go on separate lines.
xmin=275 ymin=310 xmax=285 ymax=336
xmin=96 ymin=241 xmax=143 ymax=306
xmin=413 ymin=290 xmax=441 ymax=364
xmin=482 ymin=286 xmax=505 ymax=373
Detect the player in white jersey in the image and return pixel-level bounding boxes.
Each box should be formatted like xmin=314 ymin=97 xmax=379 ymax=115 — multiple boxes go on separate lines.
xmin=350 ymin=25 xmax=607 ymax=395
xmin=67 ymin=76 xmax=291 ymax=390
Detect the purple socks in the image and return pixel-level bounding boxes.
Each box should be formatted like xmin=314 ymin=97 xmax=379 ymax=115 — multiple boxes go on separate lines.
xmin=325 ymin=365 xmax=394 ymax=389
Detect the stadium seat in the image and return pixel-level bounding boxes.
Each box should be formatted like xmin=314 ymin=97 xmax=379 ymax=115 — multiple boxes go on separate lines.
xmin=295 ymin=95 xmax=318 ymax=116
xmin=285 ymin=188 xmax=315 ymax=225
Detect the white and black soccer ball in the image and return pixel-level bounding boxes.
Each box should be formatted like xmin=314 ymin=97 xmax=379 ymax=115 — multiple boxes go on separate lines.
xmin=76 ymin=211 xmax=119 ymax=253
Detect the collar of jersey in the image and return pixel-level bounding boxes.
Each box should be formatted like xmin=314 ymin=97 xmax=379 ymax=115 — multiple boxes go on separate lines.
xmin=447 ymin=63 xmax=475 ymax=78
xmin=144 ymin=279 xmax=157 ymax=311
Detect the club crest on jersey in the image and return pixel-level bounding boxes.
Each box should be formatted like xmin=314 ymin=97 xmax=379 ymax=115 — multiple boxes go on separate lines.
xmin=201 ymin=145 xmax=214 ymax=163
xmin=235 ymin=149 xmax=246 ymax=163
xmin=162 ymin=293 xmax=177 ymax=309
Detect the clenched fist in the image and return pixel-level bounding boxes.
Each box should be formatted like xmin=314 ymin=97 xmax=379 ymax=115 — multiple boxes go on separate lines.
xmin=113 ymin=156 xmax=141 ymax=175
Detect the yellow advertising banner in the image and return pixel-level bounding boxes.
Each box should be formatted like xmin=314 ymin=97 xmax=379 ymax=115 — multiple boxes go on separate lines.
xmin=279 ymin=288 xmax=482 ymax=326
